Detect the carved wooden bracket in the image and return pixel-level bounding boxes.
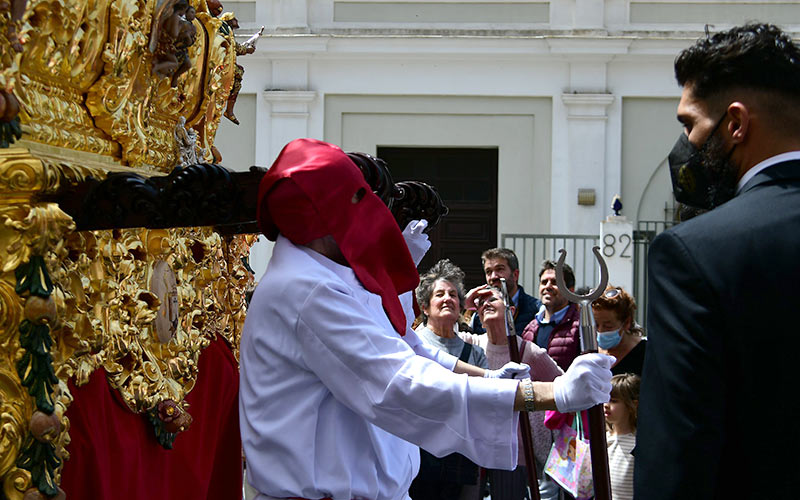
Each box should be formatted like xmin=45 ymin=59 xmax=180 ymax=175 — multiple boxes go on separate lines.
xmin=44 ymin=160 xmax=448 ymax=235
xmin=44 ymin=163 xmax=266 ymax=233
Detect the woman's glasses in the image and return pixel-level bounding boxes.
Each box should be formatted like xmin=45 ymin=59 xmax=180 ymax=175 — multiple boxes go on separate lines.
xmin=604 ymin=288 xmax=621 ymax=299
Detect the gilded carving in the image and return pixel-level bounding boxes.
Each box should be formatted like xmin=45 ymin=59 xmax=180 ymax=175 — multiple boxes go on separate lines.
xmin=2 ymin=467 xmax=31 ymax=500
xmin=15 ymin=0 xmax=118 ymax=154
xmin=0 ymin=0 xmax=30 ymax=148
xmin=0 ymin=279 xmax=23 ymax=348
xmin=85 ymin=0 xmax=223 ymax=170
xmin=0 ymin=148 xmax=48 ymax=197
xmin=0 ymin=0 xmax=254 ymax=492
xmin=0 ymin=369 xmax=32 ymax=489
xmin=187 ymin=9 xmax=234 ymax=162
xmin=49 ymin=227 xmax=250 ymax=415
xmin=0 ymin=204 xmax=75 ymax=273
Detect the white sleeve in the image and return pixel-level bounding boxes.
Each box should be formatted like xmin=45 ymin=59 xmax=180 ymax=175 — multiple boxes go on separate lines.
xmin=297 ymin=282 xmax=519 ymax=469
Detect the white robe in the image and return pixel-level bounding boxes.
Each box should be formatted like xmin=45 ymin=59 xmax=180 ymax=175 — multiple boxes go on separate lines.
xmin=239 ymin=236 xmax=520 ymax=500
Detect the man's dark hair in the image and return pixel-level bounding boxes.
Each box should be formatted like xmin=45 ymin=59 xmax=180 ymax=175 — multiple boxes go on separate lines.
xmin=675 ymin=23 xmax=800 ymax=105
xmin=481 ymin=248 xmax=519 ymax=273
xmin=539 ymin=260 xmax=575 ymax=290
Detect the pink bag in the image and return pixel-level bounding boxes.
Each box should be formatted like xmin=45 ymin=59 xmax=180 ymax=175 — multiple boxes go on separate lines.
xmin=544 ymin=414 xmax=593 ymax=499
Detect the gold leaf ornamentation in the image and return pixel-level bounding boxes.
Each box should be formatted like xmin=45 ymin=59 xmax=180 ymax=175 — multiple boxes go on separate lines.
xmin=0 ymin=369 xmax=33 ymax=486
xmin=0 ymin=148 xmax=47 ymax=198
xmin=0 ymin=279 xmax=23 ymax=349
xmin=2 ymin=467 xmax=31 ymax=500
xmin=86 ymin=0 xmax=222 ymax=170
xmin=15 ymin=0 xmax=118 ymax=154
xmin=187 ymin=11 xmax=235 ymax=161
xmin=50 ymin=227 xmax=250 ymax=414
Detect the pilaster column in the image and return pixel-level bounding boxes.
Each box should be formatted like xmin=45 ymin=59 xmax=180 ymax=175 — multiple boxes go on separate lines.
xmin=559 ymin=93 xmax=615 ymax=234
xmin=262 ymin=90 xmax=317 ymax=163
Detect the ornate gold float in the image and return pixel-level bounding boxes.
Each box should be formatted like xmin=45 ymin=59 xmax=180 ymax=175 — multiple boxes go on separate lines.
xmin=0 ymin=0 xmax=255 ymax=497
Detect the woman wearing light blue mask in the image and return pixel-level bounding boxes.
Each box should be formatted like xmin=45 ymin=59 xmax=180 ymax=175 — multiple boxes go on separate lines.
xmin=591 ymin=286 xmax=647 ymax=376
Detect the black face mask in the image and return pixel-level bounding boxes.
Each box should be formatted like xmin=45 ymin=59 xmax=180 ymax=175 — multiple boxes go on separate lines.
xmin=668 ymin=113 xmax=739 ymax=210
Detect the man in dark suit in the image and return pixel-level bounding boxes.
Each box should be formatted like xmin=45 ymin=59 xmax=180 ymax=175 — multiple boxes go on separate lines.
xmin=635 ymin=23 xmax=800 ymax=499
xmin=469 ymin=248 xmax=540 ymax=335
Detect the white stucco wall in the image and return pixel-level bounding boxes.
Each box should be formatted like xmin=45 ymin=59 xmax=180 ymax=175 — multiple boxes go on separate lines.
xmin=215 ymin=0 xmax=800 ymax=275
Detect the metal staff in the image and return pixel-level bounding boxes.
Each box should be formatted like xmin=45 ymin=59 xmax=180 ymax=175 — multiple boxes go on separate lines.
xmin=499 ymin=278 xmax=541 ymax=500
xmin=555 ymin=247 xmax=612 ymax=500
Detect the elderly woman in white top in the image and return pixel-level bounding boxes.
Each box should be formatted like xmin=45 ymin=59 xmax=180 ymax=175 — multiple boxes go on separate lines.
xmin=414 ymin=259 xmax=488 ymax=369
xmin=462 ymin=286 xmax=564 ymax=500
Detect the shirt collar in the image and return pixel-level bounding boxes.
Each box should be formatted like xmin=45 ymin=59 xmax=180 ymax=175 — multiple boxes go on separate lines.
xmin=535 ymin=303 xmax=569 ymax=325
xmin=289 ymin=235 xmax=365 ymax=292
xmin=736 ymin=151 xmax=800 ymax=193
xmin=511 ymin=288 xmax=520 ymax=306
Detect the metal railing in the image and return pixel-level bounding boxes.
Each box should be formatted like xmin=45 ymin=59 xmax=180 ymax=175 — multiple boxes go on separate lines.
xmin=501 ymin=233 xmax=600 ymax=295
xmin=502 ymin=220 xmax=676 ymax=329
xmin=632 ymin=220 xmax=676 ymax=328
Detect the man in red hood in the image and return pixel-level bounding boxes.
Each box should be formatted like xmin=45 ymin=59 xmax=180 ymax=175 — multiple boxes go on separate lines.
xmin=239 ymin=138 xmax=614 ymax=500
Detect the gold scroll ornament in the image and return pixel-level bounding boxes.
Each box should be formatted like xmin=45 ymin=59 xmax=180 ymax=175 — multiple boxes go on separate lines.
xmin=0 ymin=0 xmax=248 ymax=495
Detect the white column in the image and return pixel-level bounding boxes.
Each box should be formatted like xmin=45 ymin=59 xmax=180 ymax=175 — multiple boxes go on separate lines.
xmin=250 ymin=90 xmax=317 ymax=280
xmin=560 ymin=93 xmax=615 ymax=234
xmin=262 ymin=90 xmax=317 ymax=164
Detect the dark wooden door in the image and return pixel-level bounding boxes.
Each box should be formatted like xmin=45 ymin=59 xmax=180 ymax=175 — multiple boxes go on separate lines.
xmin=377 ymin=147 xmax=498 ymax=290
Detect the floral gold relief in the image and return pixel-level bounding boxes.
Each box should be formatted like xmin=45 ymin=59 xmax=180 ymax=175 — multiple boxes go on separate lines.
xmin=187 ymin=10 xmax=235 ymax=161
xmin=0 ymin=0 xmax=254 ymax=494
xmin=16 ymin=0 xmax=118 ymax=155
xmin=50 ymin=228 xmax=251 ymax=413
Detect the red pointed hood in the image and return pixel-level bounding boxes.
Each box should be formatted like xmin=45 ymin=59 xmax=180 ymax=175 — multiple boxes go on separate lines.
xmin=257 ymin=138 xmax=418 ymax=335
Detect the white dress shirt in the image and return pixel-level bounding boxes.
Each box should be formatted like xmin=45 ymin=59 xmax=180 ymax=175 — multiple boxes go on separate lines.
xmin=240 ymin=236 xmax=520 ymax=500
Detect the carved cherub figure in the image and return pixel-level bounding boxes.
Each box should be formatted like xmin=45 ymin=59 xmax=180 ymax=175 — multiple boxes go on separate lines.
xmin=150 ymin=0 xmax=198 ymax=87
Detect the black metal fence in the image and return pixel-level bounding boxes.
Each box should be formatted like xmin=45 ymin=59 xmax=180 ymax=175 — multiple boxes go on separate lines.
xmin=501 ymin=220 xmax=676 ymax=330
xmin=632 ymin=220 xmax=676 ymax=327
xmin=500 ymin=233 xmax=600 ymax=295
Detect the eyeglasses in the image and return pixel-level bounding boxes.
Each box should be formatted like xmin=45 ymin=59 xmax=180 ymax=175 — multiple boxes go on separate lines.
xmin=604 ymin=288 xmax=621 ymax=299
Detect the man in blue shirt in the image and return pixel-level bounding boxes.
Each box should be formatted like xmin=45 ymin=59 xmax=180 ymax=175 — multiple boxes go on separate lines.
xmin=469 ymin=248 xmax=540 ymax=335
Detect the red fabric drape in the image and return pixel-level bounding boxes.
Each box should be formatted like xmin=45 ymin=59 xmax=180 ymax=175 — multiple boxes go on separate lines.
xmin=61 ymin=335 xmax=242 ymax=499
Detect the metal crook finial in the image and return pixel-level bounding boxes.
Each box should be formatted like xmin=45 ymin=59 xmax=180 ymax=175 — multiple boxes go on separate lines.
xmin=555 ymin=246 xmax=614 ymax=500
xmin=555 ymin=247 xmax=609 ymax=304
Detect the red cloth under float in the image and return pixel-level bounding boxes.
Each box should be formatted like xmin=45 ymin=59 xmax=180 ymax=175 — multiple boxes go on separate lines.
xmin=61 ymin=334 xmax=242 ymax=499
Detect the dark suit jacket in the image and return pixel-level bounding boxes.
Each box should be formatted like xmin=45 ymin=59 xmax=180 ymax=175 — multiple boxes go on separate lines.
xmin=469 ymin=285 xmax=540 ymax=335
xmin=634 ymin=159 xmax=800 ymax=499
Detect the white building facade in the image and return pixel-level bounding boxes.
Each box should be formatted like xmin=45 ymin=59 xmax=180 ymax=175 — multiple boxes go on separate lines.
xmin=215 ymin=0 xmax=800 ymax=282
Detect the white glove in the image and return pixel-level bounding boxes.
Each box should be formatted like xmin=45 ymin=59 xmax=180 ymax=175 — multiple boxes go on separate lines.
xmin=402 ymin=219 xmax=431 ymax=265
xmin=552 ymin=353 xmax=615 ymax=413
xmin=484 ymin=362 xmax=530 ymax=379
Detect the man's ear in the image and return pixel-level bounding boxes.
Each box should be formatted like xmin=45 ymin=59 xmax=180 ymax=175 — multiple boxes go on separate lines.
xmin=512 ymin=268 xmax=520 ymax=283
xmin=727 ymin=101 xmax=750 ymax=144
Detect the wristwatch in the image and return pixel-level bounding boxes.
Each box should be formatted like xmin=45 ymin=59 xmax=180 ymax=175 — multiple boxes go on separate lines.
xmin=521 ymin=378 xmax=536 ymax=412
